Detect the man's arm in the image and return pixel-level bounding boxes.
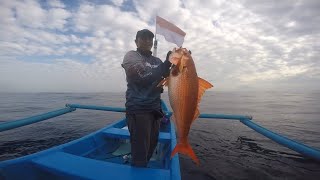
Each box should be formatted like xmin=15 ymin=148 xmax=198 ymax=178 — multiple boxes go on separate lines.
xmin=122 ymin=51 xmax=153 ymax=82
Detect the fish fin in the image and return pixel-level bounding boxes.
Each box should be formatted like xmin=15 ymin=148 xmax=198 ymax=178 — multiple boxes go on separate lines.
xmin=157 ymin=78 xmax=168 ymax=87
xmin=198 ymin=77 xmax=213 ymax=90
xmin=197 ymin=77 xmax=213 ymax=102
xmin=192 ymin=77 xmax=213 ymax=121
xmin=192 ymin=108 xmax=200 ymax=122
xmin=171 ymin=142 xmax=200 ymax=165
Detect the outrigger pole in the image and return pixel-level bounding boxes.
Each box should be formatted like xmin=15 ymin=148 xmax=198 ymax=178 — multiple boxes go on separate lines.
xmin=1 ymin=103 xmax=320 ymax=161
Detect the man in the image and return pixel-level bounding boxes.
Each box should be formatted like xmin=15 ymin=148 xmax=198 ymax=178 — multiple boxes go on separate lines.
xmin=122 ymin=29 xmax=171 ymax=167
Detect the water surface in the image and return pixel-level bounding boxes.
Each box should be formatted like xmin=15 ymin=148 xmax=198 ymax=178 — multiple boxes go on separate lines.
xmin=0 ymin=91 xmax=319 ymax=179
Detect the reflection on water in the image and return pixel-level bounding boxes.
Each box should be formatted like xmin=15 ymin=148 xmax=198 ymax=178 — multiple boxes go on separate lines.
xmin=236 ymin=136 xmax=303 ymax=160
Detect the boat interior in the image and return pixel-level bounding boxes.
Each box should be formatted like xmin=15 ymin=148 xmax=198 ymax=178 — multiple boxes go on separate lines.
xmin=0 ymin=119 xmax=174 ymax=180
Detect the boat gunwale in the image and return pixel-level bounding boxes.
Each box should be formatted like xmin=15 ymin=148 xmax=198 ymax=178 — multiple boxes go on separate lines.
xmin=0 ymin=118 xmax=176 ymax=168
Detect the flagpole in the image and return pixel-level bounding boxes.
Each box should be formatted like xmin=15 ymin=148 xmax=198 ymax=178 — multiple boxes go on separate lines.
xmin=153 ymin=16 xmax=158 ymax=57
xmin=153 ymin=36 xmax=158 ymax=57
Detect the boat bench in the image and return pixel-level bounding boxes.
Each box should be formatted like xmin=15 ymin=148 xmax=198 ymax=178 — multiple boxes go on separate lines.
xmin=32 ymin=152 xmax=170 ymax=180
xmin=101 ymin=127 xmax=171 ymax=143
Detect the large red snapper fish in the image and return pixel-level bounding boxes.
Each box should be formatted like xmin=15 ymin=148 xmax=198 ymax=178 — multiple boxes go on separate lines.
xmin=159 ymin=48 xmax=213 ymax=165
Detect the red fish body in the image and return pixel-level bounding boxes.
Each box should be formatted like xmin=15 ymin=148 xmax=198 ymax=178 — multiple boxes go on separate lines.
xmin=160 ymin=48 xmax=213 ymax=165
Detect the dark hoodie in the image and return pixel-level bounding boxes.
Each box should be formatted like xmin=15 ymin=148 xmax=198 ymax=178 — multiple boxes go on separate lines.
xmin=122 ymin=49 xmax=171 ymax=112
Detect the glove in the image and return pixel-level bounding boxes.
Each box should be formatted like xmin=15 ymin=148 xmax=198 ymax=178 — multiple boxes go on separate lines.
xmin=164 ymin=51 xmax=172 ymax=67
xmin=162 ymin=51 xmax=172 ymax=78
xmin=165 ymin=51 xmax=172 ymax=61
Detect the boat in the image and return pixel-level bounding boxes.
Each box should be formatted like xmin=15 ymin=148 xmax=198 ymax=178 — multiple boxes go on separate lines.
xmin=1 ymin=101 xmax=320 ymax=180
xmin=0 ymin=102 xmax=180 ymax=180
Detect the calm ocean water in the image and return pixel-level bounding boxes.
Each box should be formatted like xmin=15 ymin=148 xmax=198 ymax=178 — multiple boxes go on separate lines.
xmin=0 ymin=91 xmax=319 ymax=179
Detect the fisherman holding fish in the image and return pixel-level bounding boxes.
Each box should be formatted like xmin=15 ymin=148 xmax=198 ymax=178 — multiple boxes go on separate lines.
xmin=121 ymin=29 xmax=172 ymax=167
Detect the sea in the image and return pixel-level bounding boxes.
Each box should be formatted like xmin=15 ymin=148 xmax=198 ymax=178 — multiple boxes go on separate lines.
xmin=0 ymin=91 xmax=319 ymax=180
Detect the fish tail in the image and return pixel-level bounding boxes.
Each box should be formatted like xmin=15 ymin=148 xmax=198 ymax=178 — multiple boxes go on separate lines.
xmin=171 ymin=143 xmax=200 ymax=165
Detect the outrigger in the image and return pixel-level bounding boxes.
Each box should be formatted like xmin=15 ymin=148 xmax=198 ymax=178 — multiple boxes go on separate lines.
xmin=0 ymin=101 xmax=319 ymax=180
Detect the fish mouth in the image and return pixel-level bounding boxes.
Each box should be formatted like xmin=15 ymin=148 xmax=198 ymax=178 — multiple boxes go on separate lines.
xmin=169 ymin=47 xmax=192 ymax=74
xmin=169 ymin=47 xmax=191 ymax=65
xmin=169 ymin=48 xmax=183 ymax=65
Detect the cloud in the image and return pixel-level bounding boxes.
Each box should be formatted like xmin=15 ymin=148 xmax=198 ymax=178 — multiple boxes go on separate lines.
xmin=0 ymin=58 xmax=126 ymax=92
xmin=0 ymin=0 xmax=319 ymax=92
xmin=110 ymin=0 xmax=125 ymax=7
xmin=240 ymin=0 xmax=320 ymax=36
xmin=48 ymin=0 xmax=66 ymax=8
xmin=46 ymin=7 xmax=71 ymax=30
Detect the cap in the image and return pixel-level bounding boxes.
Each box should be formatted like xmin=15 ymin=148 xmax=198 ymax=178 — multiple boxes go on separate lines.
xmin=136 ymin=29 xmax=154 ymax=39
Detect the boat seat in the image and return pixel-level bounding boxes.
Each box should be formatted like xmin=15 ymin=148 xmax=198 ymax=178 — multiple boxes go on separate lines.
xmin=32 ymin=152 xmax=170 ymax=180
xmin=101 ymin=127 xmax=171 ymax=143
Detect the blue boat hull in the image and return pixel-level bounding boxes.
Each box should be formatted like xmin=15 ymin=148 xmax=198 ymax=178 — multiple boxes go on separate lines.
xmin=0 ymin=118 xmax=181 ymax=180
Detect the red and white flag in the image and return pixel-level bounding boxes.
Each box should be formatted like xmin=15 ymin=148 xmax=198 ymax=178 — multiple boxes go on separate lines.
xmin=156 ymin=16 xmax=186 ymax=47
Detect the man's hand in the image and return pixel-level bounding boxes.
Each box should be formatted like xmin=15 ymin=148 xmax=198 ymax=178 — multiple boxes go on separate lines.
xmin=166 ymin=51 xmax=172 ymax=62
xmin=162 ymin=51 xmax=173 ymax=78
xmin=164 ymin=51 xmax=172 ymax=67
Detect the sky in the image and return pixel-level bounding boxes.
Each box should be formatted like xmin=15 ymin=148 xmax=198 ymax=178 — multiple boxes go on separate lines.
xmin=0 ymin=0 xmax=319 ymax=92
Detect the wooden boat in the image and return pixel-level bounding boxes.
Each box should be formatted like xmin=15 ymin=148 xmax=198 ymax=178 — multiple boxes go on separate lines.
xmin=0 ymin=103 xmax=180 ymax=180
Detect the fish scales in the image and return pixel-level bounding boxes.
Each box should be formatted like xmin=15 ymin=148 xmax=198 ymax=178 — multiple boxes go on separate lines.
xmin=159 ymin=47 xmax=213 ymax=165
